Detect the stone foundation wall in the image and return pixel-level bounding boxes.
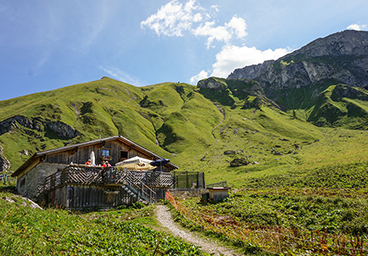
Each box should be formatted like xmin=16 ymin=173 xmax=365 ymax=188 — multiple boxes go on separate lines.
xmin=16 ymin=162 xmax=68 ymax=201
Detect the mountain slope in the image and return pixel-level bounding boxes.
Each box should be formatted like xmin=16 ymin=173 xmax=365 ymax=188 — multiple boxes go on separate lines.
xmin=308 ymin=84 xmax=368 ymax=128
xmin=228 ymin=30 xmax=368 ymax=110
xmin=2 ymin=76 xmax=368 ymax=189
xmin=0 ymin=77 xmax=224 ymax=172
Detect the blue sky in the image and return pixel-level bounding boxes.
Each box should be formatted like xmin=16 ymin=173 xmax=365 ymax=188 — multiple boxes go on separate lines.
xmin=0 ymin=0 xmax=367 ymax=101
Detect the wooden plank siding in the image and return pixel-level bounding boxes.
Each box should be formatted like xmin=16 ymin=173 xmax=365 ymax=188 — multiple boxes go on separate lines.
xmin=44 ymin=141 xmax=155 ymax=167
xmin=46 ymin=185 xmax=167 ymax=209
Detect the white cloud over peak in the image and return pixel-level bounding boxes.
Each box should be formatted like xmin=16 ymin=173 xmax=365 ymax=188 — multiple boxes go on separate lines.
xmin=190 ymin=45 xmax=291 ymax=84
xmin=347 ymin=23 xmax=367 ymax=31
xmin=143 ymin=1 xmax=287 ymax=85
xmin=140 ymin=0 xmax=204 ymax=37
xmin=189 ymin=69 xmax=208 ymax=84
xmin=211 ymin=45 xmax=291 ymax=78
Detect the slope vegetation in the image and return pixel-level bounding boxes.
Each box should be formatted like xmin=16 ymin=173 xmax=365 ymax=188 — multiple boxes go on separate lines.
xmin=1 ymin=76 xmax=368 ymax=192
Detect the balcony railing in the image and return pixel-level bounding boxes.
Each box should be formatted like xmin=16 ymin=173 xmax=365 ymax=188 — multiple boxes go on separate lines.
xmin=42 ymin=165 xmax=174 ymax=193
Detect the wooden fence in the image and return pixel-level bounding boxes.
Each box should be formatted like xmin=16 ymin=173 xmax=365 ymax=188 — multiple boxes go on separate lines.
xmin=171 ymin=171 xmax=205 ymax=189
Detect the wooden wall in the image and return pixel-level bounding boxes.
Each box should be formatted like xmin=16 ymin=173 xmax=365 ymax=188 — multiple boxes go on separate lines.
xmin=47 ymin=185 xmax=133 ymax=209
xmin=45 ymin=140 xmax=154 ymax=167
xmin=47 ymin=184 xmax=168 ymax=209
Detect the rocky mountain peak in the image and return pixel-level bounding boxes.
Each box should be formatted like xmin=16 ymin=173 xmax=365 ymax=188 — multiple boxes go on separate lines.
xmin=227 ymin=30 xmax=368 ymax=110
xmin=296 ymin=30 xmax=368 ymax=58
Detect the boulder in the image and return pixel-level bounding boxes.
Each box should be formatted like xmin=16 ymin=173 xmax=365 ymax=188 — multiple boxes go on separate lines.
xmin=230 ymin=157 xmax=249 ymax=167
xmin=224 ymin=150 xmax=237 ymax=155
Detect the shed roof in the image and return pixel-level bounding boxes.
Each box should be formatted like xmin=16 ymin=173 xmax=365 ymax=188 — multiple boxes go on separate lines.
xmin=12 ymin=135 xmax=179 ymax=177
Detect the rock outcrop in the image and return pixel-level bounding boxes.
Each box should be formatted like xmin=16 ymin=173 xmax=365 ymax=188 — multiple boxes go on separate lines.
xmin=197 ymin=77 xmax=227 ymax=90
xmin=46 ymin=121 xmax=79 ymax=138
xmin=0 ymin=145 xmax=11 ymax=172
xmin=0 ymin=115 xmax=79 ymax=139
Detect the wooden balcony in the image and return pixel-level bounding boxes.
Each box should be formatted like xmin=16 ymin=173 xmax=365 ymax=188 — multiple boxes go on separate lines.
xmin=42 ymin=165 xmax=174 ymax=193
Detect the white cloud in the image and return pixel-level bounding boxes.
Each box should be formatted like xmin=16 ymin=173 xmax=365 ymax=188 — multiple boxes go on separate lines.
xmin=193 ymin=21 xmax=231 ymax=48
xmin=141 ymin=1 xmax=247 ymax=48
xmin=192 ymin=16 xmax=247 ymax=48
xmin=190 ymin=69 xmax=208 ymax=84
xmin=99 ymin=66 xmax=143 ymax=85
xmin=210 ymin=45 xmax=291 ymax=78
xmin=347 ymin=23 xmax=367 ymax=31
xmin=143 ymin=1 xmax=287 ymax=84
xmin=227 ymin=16 xmax=247 ymax=38
xmin=140 ymin=0 xmax=204 ymax=37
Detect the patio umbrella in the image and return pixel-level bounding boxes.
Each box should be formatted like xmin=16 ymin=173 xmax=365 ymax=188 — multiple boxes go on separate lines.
xmin=150 ymin=158 xmax=170 ymax=171
xmin=150 ymin=159 xmax=170 ymax=166
xmin=90 ymin=151 xmax=95 ymax=166
xmin=116 ymin=156 xmax=156 ymax=170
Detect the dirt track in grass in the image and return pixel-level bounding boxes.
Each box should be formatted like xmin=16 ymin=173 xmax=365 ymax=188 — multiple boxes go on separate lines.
xmin=156 ymin=204 xmax=241 ymax=256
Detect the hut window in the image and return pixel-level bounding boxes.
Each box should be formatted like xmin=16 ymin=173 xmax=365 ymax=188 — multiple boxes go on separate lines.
xmin=102 ymin=149 xmax=110 ymax=157
xmin=120 ymin=151 xmax=128 ymax=159
xmin=20 ymin=178 xmax=25 ymax=187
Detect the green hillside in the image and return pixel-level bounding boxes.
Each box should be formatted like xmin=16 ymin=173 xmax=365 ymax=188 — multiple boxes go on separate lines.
xmin=308 ymin=84 xmax=368 ymax=129
xmin=2 ymin=77 xmax=368 ymax=191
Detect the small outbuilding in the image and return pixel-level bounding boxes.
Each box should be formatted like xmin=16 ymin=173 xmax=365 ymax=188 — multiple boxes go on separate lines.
xmin=208 ymin=187 xmax=230 ymax=201
xmin=201 ymin=181 xmax=230 ymax=202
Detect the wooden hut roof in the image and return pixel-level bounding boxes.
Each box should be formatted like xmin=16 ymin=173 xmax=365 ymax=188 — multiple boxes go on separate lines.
xmin=12 ymin=135 xmax=179 ymax=177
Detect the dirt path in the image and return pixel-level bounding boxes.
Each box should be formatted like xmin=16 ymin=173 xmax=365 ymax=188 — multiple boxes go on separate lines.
xmin=156 ymin=205 xmax=241 ymax=256
xmin=211 ymin=102 xmax=226 ymax=141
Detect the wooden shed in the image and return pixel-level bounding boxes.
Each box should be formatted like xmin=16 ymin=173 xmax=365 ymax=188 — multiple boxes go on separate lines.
xmin=11 ymin=135 xmax=178 ymax=209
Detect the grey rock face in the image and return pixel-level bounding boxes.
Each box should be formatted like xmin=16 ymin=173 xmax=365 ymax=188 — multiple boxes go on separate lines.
xmin=0 ymin=115 xmax=79 ymax=139
xmin=0 ymin=145 xmax=11 ymax=172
